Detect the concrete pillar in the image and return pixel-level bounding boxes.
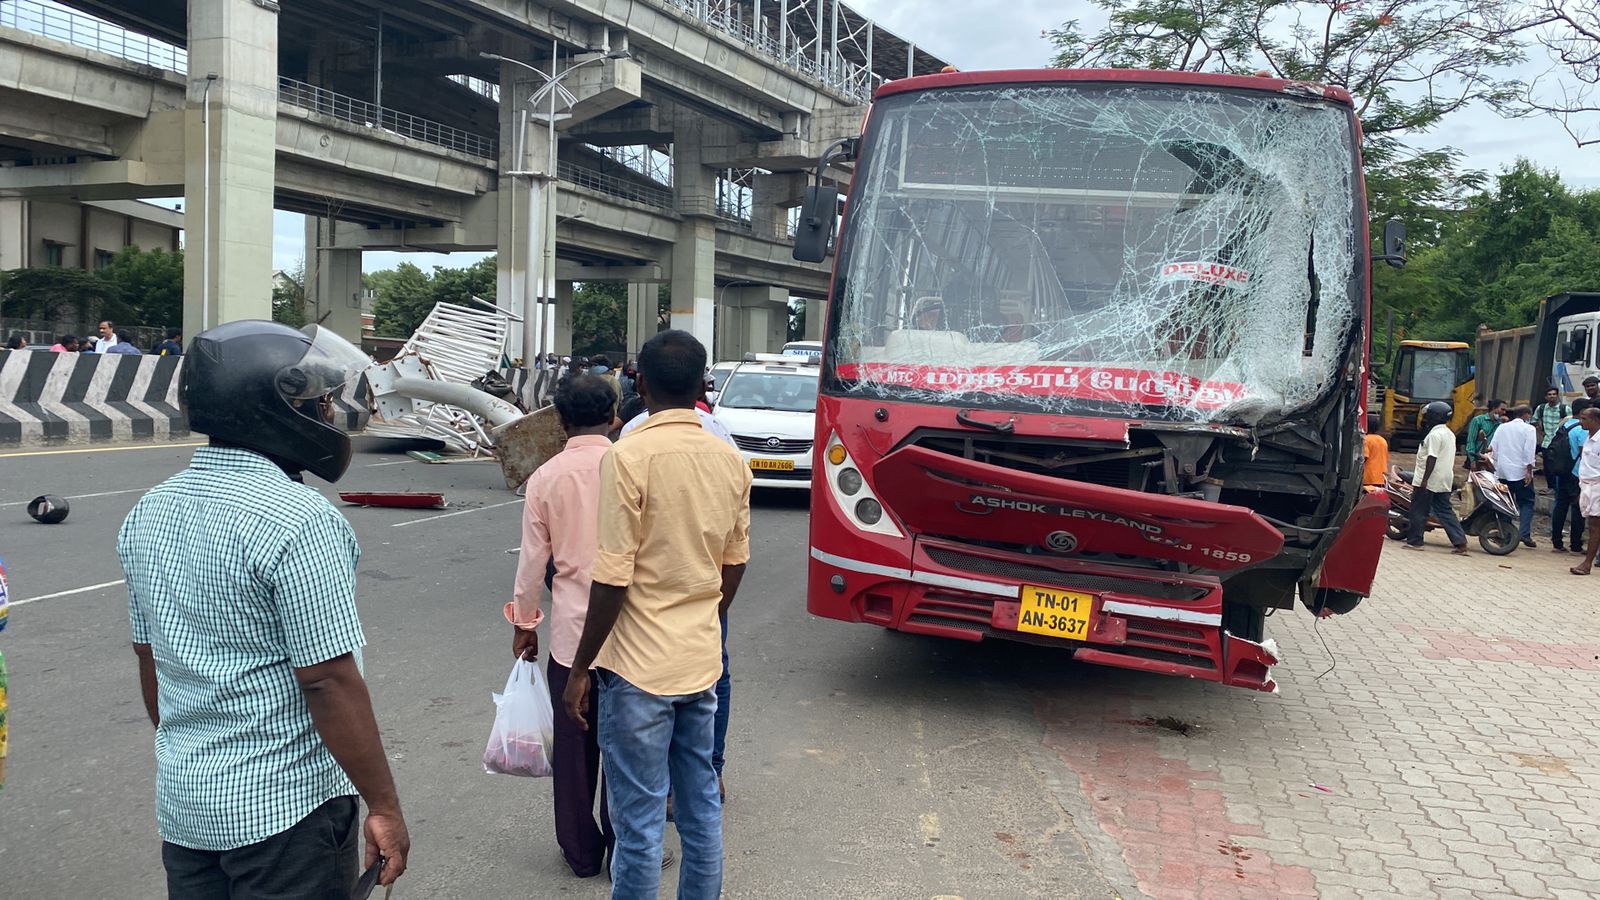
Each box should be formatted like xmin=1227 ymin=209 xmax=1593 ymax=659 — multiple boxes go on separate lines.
xmin=183 ymin=0 xmax=278 ymax=341
xmin=752 ymin=172 xmax=804 ymax=242
xmin=769 ymin=297 xmax=789 ymax=349
xmin=670 ymin=218 xmax=716 ymax=344
xmin=495 ymin=60 xmax=555 ymax=367
xmin=304 ymin=216 xmax=364 ymax=342
xmin=626 ymin=283 xmax=659 ymax=357
xmin=669 ymin=113 xmax=721 ymax=348
xmin=717 ymin=285 xmax=787 ymax=358
xmin=805 ymin=299 xmax=828 ymax=341
xmin=553 ymin=280 xmax=573 ymax=357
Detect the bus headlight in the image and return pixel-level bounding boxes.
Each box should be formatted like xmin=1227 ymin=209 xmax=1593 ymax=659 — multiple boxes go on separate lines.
xmin=823 ymin=432 xmax=901 ymax=537
xmin=837 ymin=467 xmax=863 ymax=495
xmin=855 ymin=498 xmax=883 ymax=524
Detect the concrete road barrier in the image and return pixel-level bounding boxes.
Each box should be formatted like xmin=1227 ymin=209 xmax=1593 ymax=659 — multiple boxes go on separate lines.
xmin=0 ymin=350 xmax=368 ymax=447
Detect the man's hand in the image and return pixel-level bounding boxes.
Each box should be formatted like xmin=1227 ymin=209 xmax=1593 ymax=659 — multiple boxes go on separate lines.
xmin=512 ymin=627 xmax=538 ymax=661
xmin=563 ymin=667 xmax=592 ymax=731
xmin=363 ymin=808 xmax=410 ymax=886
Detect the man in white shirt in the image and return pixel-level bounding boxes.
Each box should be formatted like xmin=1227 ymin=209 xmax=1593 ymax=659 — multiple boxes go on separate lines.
xmin=1405 ymin=402 xmax=1467 ymax=553
xmin=94 ymin=320 xmax=121 ymax=354
xmin=618 ymin=402 xmax=735 ymax=448
xmin=1489 ymin=404 xmax=1538 ymax=547
xmin=1569 ymin=408 xmax=1600 ymax=575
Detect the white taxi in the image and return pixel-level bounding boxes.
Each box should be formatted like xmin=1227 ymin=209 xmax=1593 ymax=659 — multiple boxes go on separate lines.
xmin=712 ymin=353 xmax=819 ymax=489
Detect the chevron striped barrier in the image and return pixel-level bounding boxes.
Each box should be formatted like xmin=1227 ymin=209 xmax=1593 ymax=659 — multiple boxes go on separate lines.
xmin=0 ymin=350 xmax=369 ymax=447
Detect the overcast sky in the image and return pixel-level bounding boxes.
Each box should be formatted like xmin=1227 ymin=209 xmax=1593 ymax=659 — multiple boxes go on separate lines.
xmin=269 ymin=0 xmax=1596 ymax=273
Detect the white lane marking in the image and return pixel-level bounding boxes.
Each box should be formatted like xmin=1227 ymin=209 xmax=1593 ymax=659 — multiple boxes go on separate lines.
xmin=0 ymin=488 xmax=148 ymax=508
xmin=390 ymin=498 xmax=522 ymax=528
xmin=12 ymin=579 xmax=126 ymax=607
xmin=365 ymin=460 xmax=414 ymax=468
xmin=0 ymin=441 xmax=204 ymax=459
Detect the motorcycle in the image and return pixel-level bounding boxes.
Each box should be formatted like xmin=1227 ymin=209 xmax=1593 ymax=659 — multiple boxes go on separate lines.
xmin=1384 ymin=468 xmax=1520 ymax=555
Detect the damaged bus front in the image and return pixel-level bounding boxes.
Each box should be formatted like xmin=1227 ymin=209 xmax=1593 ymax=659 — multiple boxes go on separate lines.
xmin=795 ymin=70 xmax=1401 ymax=692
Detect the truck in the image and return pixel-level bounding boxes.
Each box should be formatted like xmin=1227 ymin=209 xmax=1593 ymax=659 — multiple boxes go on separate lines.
xmin=1376 ymin=340 xmax=1476 ymax=445
xmin=1476 ymin=293 xmax=1600 ymax=407
xmin=790 ymin=68 xmax=1403 ymax=693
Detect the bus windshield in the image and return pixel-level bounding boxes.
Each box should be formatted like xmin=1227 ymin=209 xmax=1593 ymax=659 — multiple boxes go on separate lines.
xmin=827 ymin=82 xmax=1363 ymax=424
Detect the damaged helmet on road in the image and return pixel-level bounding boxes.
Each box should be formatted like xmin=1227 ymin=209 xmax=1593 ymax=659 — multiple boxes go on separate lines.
xmin=27 ymin=495 xmax=69 ymax=524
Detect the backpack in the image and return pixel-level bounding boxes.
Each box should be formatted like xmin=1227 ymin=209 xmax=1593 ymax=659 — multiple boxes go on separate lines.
xmin=1544 ymin=420 xmax=1581 ymax=474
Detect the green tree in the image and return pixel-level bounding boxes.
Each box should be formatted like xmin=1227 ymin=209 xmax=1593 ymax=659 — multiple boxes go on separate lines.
xmin=100 ymin=246 xmax=184 ymax=327
xmin=1511 ymin=1 xmax=1600 ymax=147
xmin=0 ymin=266 xmax=130 ymax=323
xmin=426 ymin=256 xmax=498 ymax=309
xmin=788 ymin=298 xmax=806 ymax=342
xmin=571 ymin=281 xmax=628 ymax=357
xmin=370 ymin=262 xmax=436 ymax=338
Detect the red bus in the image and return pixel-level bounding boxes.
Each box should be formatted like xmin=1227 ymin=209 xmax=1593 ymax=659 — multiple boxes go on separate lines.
xmin=792 ymin=69 xmax=1401 ymax=692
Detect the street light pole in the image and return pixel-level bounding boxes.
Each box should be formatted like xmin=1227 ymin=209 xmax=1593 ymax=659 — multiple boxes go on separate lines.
xmin=480 ymin=48 xmax=628 ymax=406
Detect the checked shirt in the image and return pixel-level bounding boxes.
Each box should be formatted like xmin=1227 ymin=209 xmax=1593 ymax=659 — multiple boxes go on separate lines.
xmin=119 ymin=446 xmax=365 ymax=851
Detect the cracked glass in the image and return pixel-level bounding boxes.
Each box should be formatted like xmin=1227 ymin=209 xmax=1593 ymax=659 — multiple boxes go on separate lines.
xmin=828 ymin=82 xmax=1363 ymax=425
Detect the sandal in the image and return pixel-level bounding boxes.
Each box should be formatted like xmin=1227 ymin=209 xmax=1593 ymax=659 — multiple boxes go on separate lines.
xmin=1571 ymin=567 xmax=1591 ymax=576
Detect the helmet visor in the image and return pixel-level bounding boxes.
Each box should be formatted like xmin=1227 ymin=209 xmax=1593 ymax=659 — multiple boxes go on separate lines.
xmin=279 ymin=325 xmax=371 ymax=400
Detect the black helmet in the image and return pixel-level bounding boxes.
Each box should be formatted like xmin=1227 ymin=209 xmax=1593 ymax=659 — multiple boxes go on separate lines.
xmin=1421 ymin=400 xmax=1452 ymax=429
xmin=182 ymin=321 xmax=370 ymax=482
xmin=27 ymin=495 xmax=69 ymax=524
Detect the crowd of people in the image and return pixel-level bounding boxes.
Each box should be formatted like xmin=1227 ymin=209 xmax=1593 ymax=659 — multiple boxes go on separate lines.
xmin=2 ymin=321 xmax=183 ymax=356
xmin=116 ymin=321 xmax=746 ymax=898
xmin=1375 ymin=375 xmax=1600 ymax=576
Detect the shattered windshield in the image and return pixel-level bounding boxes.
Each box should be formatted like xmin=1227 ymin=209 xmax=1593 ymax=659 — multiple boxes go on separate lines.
xmin=827 ymin=83 xmax=1362 ymax=424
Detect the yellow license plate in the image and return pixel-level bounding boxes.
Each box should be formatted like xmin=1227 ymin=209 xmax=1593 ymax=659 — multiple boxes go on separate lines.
xmin=750 ymin=458 xmax=796 ymax=471
xmin=1016 ymin=585 xmax=1093 ymax=641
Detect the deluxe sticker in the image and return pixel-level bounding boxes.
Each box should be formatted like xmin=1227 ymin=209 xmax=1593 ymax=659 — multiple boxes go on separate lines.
xmin=1160 ymin=261 xmax=1251 ymax=287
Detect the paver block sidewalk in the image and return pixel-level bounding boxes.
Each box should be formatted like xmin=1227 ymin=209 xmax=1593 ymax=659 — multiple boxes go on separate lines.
xmin=1035 ymin=533 xmax=1600 ymax=899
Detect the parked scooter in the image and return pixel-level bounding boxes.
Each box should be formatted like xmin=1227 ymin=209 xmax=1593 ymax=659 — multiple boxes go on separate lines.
xmin=1384 ymin=468 xmax=1520 ymax=555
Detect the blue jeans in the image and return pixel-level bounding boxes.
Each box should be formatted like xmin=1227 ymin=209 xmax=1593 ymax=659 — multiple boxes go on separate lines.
xmin=597 ymin=670 xmax=722 ymax=900
xmin=1503 ymin=478 xmax=1536 ymax=541
xmin=713 ymin=615 xmax=729 ymax=777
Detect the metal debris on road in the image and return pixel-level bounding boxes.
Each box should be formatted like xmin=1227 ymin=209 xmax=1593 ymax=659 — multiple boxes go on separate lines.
xmin=338 ymin=491 xmax=448 ymax=510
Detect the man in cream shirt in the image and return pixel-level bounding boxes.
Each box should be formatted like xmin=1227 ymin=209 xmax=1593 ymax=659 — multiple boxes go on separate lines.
xmin=1404 ymin=401 xmax=1468 ymax=554
xmin=563 ymin=330 xmax=751 ymax=899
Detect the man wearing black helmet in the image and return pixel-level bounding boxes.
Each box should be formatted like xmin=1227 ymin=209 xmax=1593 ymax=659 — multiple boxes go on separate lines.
xmin=1404 ymin=400 xmax=1469 ymax=554
xmin=118 ymin=321 xmax=409 ymax=897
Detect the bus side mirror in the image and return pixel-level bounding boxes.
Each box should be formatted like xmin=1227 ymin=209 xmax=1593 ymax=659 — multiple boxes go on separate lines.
xmin=1379 ymin=219 xmax=1406 ymax=269
xmin=792 ymin=185 xmax=838 ymax=263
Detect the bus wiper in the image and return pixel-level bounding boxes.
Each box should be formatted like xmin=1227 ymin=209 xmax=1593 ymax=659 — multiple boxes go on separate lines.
xmin=956 ymin=408 xmax=1016 ymax=434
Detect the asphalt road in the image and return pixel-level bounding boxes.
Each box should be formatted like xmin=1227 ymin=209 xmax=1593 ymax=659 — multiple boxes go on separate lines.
xmin=0 ymin=440 xmax=1136 ymax=899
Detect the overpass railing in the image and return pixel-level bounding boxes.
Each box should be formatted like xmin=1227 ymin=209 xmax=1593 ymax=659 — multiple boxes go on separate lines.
xmin=0 ymin=0 xmax=186 ymax=71
xmin=660 ymin=0 xmax=882 ymax=102
xmin=558 ymin=161 xmax=674 ymax=209
xmin=278 ymin=77 xmax=498 ymax=160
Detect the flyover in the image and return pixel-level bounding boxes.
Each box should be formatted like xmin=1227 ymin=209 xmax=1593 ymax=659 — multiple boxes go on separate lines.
xmin=0 ymin=0 xmax=951 ymax=366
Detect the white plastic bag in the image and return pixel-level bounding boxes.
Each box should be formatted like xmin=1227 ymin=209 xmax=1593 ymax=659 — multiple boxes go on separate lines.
xmin=482 ymin=659 xmax=555 ymax=778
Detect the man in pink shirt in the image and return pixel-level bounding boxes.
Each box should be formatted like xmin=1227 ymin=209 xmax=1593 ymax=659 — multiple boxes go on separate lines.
xmin=505 ymin=374 xmax=619 ymax=878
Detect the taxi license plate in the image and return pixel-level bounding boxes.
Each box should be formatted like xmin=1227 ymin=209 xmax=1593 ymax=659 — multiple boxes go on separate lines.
xmin=1016 ymin=585 xmax=1093 ymax=641
xmin=750 ymin=458 xmax=796 ymax=471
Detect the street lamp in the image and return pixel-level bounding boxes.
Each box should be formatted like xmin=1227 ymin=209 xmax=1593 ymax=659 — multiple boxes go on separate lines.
xmin=480 ymin=48 xmax=630 ymax=405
